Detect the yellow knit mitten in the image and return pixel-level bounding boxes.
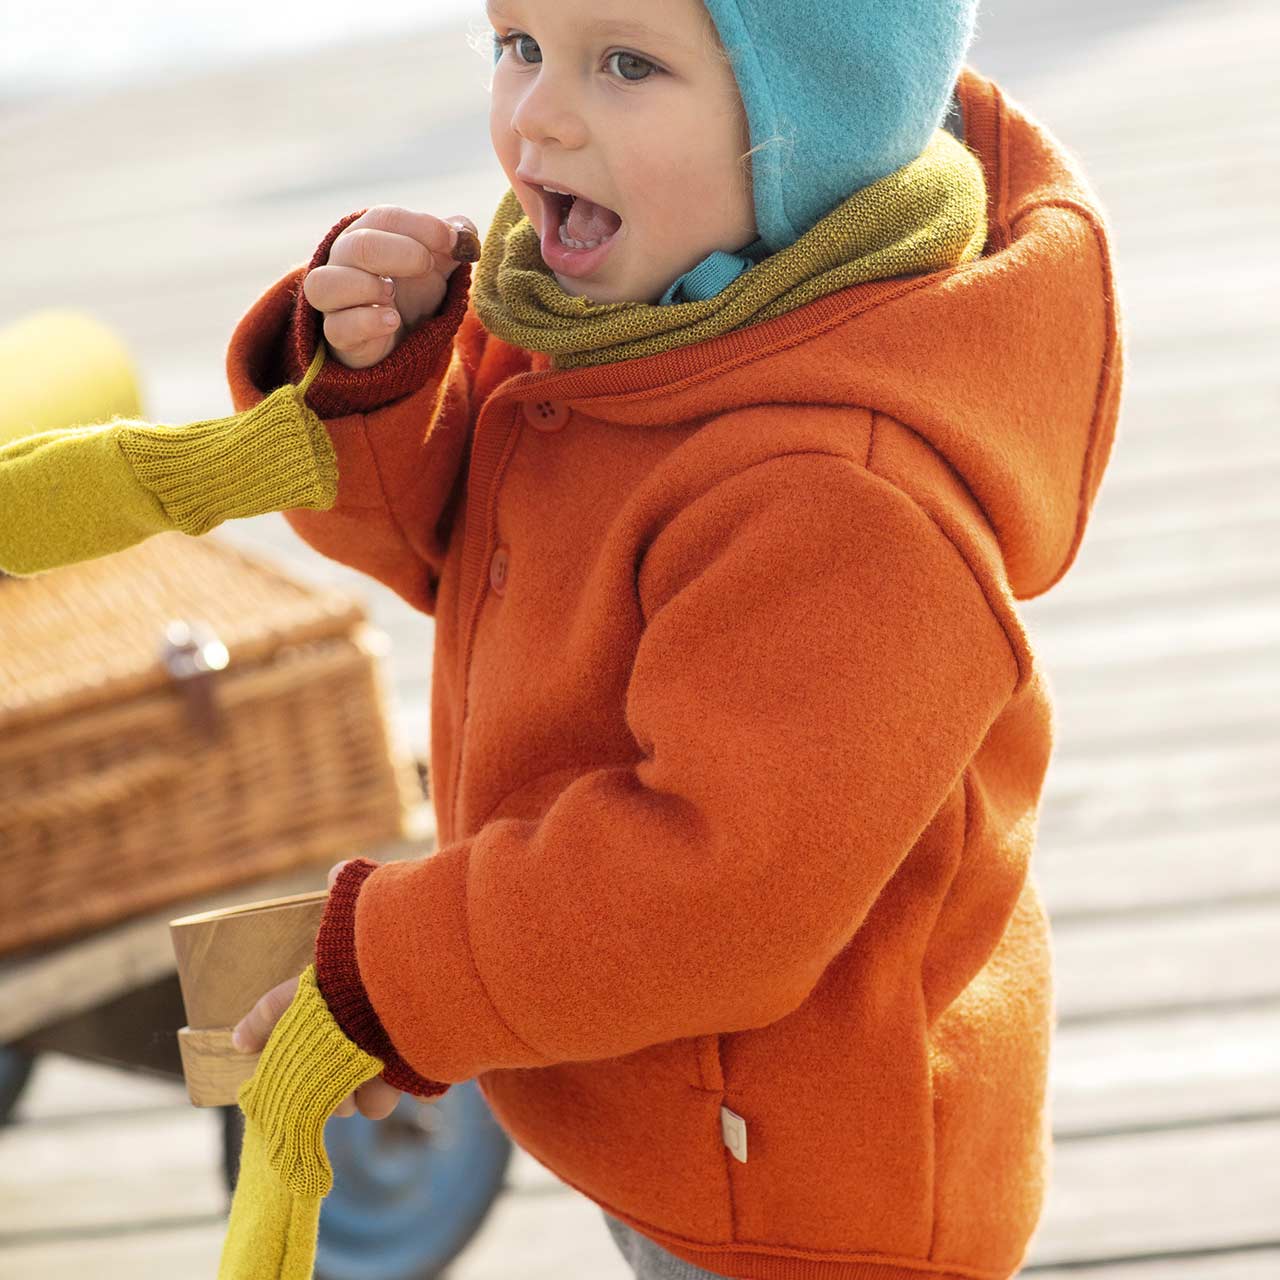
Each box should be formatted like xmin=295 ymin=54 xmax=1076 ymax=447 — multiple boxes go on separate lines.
xmin=218 ymin=962 xmax=385 ymax=1280
xmin=0 ymin=345 xmax=335 ymax=577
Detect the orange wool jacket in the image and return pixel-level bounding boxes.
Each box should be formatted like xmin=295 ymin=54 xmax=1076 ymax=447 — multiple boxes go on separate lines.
xmin=227 ymin=65 xmax=1124 ymax=1280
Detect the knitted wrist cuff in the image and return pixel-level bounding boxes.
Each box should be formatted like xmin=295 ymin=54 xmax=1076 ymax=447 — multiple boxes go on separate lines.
xmin=236 ymin=963 xmax=384 ymax=1197
xmin=284 ymin=208 xmax=472 ymax=419
xmin=115 ymin=384 xmax=339 ymax=535
xmin=314 ymin=857 xmax=452 ymax=1099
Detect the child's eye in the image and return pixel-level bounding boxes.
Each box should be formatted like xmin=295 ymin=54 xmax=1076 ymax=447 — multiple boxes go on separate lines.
xmin=493 ymin=31 xmax=538 ymax=64
xmin=492 ymin=31 xmax=661 ymax=85
xmin=607 ymin=51 xmax=660 ymax=84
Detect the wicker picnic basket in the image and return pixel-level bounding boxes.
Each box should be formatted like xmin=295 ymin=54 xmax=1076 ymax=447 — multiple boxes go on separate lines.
xmin=0 ymin=531 xmax=423 ymax=958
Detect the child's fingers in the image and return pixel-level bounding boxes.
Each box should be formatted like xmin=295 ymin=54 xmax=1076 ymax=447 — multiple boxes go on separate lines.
xmin=327 ymin=860 xmax=351 ymax=890
xmin=331 ymin=1078 xmax=400 ymax=1121
xmin=377 ymin=205 xmax=476 ymax=263
xmin=329 ymin=216 xmax=454 ymax=282
xmin=355 ymin=1077 xmax=402 ymax=1121
xmin=321 ymin=303 xmax=402 ymax=355
xmin=303 ymin=263 xmax=397 ymax=315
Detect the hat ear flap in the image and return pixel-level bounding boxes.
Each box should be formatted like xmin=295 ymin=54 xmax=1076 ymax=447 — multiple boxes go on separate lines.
xmin=699 ymin=0 xmax=982 ymax=254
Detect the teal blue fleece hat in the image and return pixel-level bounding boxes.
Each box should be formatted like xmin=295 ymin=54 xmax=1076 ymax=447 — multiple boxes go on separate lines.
xmin=703 ymin=0 xmax=981 ymax=257
xmin=492 ymin=0 xmax=981 ymax=304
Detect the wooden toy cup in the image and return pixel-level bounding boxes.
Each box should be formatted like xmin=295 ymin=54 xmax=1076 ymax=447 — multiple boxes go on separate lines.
xmin=169 ymin=888 xmax=330 ymax=1107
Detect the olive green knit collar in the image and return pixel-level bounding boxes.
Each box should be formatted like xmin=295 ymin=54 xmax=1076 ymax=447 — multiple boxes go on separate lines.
xmin=470 ymin=127 xmax=988 ymax=371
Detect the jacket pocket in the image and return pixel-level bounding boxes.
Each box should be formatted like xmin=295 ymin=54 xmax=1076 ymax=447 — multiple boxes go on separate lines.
xmin=692 ymin=1033 xmax=725 ymax=1093
xmin=715 ymin=978 xmax=936 ymax=1255
xmin=480 ymin=1034 xmax=734 ymax=1241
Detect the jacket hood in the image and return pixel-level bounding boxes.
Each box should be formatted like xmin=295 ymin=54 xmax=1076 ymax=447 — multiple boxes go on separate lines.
xmin=511 ymin=65 xmax=1125 ymax=603
xmin=821 ymin=64 xmax=1128 ymax=602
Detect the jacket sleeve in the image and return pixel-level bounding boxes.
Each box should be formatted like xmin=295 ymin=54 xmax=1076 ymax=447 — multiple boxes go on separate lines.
xmin=311 ymin=453 xmax=1023 ymax=1094
xmin=226 ymin=209 xmax=476 ymax=616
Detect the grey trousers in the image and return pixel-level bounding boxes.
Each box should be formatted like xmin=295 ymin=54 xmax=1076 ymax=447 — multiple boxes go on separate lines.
xmin=602 ymin=1210 xmax=738 ymax=1279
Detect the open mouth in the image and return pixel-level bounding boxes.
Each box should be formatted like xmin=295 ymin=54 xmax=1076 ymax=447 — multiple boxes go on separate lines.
xmin=535 ymin=185 xmax=624 ymax=251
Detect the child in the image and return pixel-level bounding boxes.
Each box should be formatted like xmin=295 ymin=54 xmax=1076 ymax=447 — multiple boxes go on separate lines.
xmin=4 ymin=1 xmax=1126 ymax=1277
xmin=225 ymin=0 xmax=1126 ymax=1267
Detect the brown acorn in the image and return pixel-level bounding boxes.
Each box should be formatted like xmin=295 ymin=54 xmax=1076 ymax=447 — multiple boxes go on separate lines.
xmin=451 ymin=227 xmax=482 ymax=263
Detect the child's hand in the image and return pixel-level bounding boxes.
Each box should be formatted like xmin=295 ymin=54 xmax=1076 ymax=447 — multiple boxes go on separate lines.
xmin=302 ymin=205 xmax=480 ymax=372
xmin=230 ymin=860 xmax=435 ymax=1120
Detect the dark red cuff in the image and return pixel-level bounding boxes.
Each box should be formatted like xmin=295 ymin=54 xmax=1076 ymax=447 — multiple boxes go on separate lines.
xmin=282 ymin=208 xmax=472 ymax=419
xmin=314 ymin=856 xmax=451 ymax=1098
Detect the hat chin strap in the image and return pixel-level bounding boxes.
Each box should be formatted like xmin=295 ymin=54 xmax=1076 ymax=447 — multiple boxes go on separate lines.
xmin=659 ymin=237 xmax=770 ymax=306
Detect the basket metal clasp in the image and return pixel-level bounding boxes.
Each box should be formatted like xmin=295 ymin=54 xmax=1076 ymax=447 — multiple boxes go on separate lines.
xmin=159 ymin=619 xmax=230 ymax=743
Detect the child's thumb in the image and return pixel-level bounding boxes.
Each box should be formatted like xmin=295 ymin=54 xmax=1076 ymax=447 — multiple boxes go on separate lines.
xmin=232 ymin=975 xmax=300 ymax=1053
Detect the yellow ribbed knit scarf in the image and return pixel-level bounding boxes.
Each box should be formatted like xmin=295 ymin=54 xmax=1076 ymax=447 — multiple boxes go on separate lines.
xmin=470 ymin=126 xmax=988 ymax=370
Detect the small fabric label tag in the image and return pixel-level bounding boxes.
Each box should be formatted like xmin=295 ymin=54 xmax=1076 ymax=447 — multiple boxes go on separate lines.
xmin=720 ymin=1105 xmax=748 ymax=1163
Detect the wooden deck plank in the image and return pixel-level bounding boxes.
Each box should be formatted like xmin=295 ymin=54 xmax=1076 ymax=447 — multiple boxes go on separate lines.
xmin=0 ymin=1108 xmax=224 ymax=1235
xmin=1026 ymin=602 xmax=1280 ymax=675
xmin=1037 ymin=818 xmax=1280 ymax=917
xmin=1030 ymin=1252 xmax=1280 ymax=1280
xmin=0 ymin=1173 xmax=624 ymax=1280
xmin=1050 ymin=1004 xmax=1280 ymax=1136
xmin=1027 ymin=1119 xmax=1280 ymax=1266
xmin=1036 ymin=741 xmax=1277 ymax=844
xmin=1049 ymin=902 xmax=1280 ymax=1021
xmin=1052 ymin=683 xmax=1280 ymax=753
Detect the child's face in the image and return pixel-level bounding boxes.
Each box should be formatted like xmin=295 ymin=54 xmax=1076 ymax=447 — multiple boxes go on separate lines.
xmin=486 ymin=0 xmax=757 ymax=305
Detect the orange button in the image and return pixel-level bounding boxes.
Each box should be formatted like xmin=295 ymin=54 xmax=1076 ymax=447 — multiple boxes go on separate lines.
xmin=489 ymin=545 xmax=509 ymax=595
xmin=523 ymin=399 xmax=570 ymax=432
